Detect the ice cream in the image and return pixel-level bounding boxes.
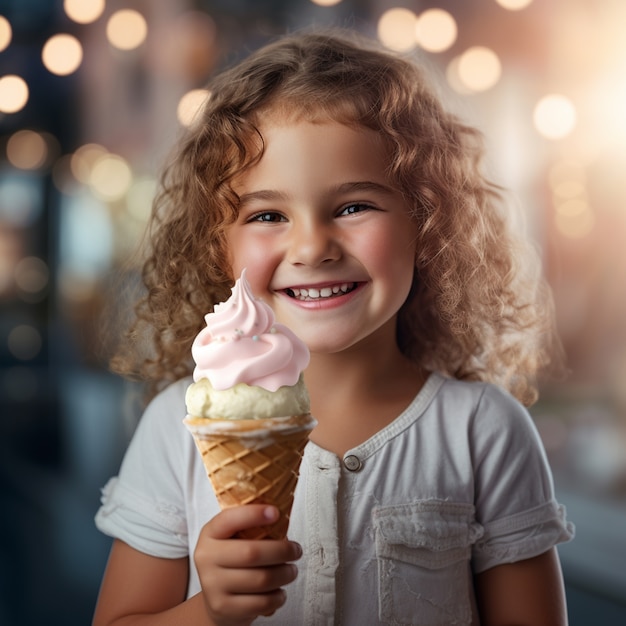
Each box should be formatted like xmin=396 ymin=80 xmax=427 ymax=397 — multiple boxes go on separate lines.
xmin=184 ymin=269 xmax=315 ymax=539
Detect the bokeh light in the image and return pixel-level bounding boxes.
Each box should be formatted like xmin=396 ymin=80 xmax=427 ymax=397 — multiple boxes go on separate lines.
xmin=7 ymin=130 xmax=48 ymax=170
xmin=14 ymin=256 xmax=49 ymax=295
xmin=533 ymin=94 xmax=577 ymax=139
xmin=416 ymin=9 xmax=457 ymax=53
xmin=309 ymin=0 xmax=342 ymax=6
xmin=42 ymin=34 xmax=83 ymax=76
xmin=7 ymin=324 xmax=42 ymax=361
xmin=89 ymin=154 xmax=133 ymax=201
xmin=64 ymin=0 xmax=105 ymax=24
xmin=70 ymin=143 xmax=109 ymax=184
xmin=377 ymin=8 xmax=418 ymax=52
xmin=495 ymin=0 xmax=534 ymax=10
xmin=456 ymin=46 xmax=502 ymax=92
xmin=0 ymin=15 xmax=12 ymax=52
xmin=0 ymin=75 xmax=29 ymax=113
xmin=177 ymin=89 xmax=209 ymax=126
xmin=106 ymin=9 xmax=148 ymax=51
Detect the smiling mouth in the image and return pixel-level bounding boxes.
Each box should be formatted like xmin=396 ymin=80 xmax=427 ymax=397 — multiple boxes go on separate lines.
xmin=285 ymin=282 xmax=359 ymax=301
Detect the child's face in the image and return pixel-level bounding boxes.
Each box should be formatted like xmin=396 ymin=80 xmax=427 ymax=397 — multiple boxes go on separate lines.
xmin=226 ymin=119 xmax=418 ymax=356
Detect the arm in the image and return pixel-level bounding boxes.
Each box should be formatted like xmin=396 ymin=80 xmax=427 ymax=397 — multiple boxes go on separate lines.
xmin=93 ymin=505 xmax=301 ymax=626
xmin=474 ymin=548 xmax=568 ymax=626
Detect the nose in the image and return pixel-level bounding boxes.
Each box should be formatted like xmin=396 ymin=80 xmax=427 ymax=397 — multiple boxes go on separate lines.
xmin=286 ymin=218 xmax=341 ymax=267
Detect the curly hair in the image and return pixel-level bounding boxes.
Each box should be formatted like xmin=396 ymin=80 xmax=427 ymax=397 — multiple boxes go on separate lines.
xmin=111 ymin=28 xmax=561 ymax=406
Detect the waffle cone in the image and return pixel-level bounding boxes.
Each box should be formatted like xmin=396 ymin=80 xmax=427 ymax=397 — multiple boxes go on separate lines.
xmin=184 ymin=413 xmax=316 ymax=540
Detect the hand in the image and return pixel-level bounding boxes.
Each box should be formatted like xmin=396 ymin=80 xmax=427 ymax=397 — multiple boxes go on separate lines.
xmin=194 ymin=505 xmax=302 ymax=626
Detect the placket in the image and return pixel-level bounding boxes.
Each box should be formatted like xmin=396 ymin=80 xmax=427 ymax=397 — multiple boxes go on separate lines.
xmin=303 ymin=444 xmax=342 ymax=626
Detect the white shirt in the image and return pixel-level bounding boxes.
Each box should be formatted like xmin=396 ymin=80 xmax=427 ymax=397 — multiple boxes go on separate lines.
xmin=96 ymin=372 xmax=574 ymax=625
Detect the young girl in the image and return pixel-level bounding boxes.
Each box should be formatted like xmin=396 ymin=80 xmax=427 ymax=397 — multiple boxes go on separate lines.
xmin=93 ymin=29 xmax=574 ymax=625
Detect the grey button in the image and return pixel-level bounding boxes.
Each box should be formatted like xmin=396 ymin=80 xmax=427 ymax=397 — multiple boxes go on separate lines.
xmin=343 ymin=454 xmax=362 ymax=472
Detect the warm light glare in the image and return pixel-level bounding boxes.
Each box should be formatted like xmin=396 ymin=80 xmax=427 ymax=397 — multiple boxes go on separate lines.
xmin=309 ymin=0 xmax=342 ymax=6
xmin=107 ymin=9 xmax=148 ymax=51
xmin=0 ymin=15 xmax=12 ymax=52
xmin=534 ymin=94 xmax=577 ymax=139
xmin=7 ymin=130 xmax=48 ymax=170
xmin=377 ymin=8 xmax=418 ymax=52
xmin=42 ymin=34 xmax=83 ymax=76
xmin=0 ymin=75 xmax=29 ymax=113
xmin=64 ymin=0 xmax=105 ymax=24
xmin=416 ymin=9 xmax=457 ymax=53
xmin=70 ymin=143 xmax=109 ymax=184
xmin=89 ymin=154 xmax=133 ymax=201
xmin=177 ymin=89 xmax=209 ymax=126
xmin=549 ymin=160 xmax=586 ymax=188
xmin=553 ymin=180 xmax=586 ymax=200
xmin=555 ymin=197 xmax=588 ymax=217
xmin=446 ymin=57 xmax=472 ymax=94
xmin=457 ymin=47 xmax=502 ymax=92
xmin=494 ymin=0 xmax=534 ymax=10
xmin=554 ymin=208 xmax=595 ymax=239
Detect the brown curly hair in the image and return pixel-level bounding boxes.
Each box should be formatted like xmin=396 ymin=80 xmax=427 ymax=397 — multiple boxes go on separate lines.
xmin=111 ymin=28 xmax=561 ymax=406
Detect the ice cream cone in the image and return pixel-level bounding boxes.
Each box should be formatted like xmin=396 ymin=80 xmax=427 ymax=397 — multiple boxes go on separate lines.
xmin=184 ymin=413 xmax=315 ymax=539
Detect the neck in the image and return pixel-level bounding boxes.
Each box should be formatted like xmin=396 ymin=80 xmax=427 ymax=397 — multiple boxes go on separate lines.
xmin=303 ymin=336 xmax=425 ymax=456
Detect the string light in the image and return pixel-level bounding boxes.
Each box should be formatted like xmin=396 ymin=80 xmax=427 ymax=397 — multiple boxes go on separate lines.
xmin=42 ymin=34 xmax=83 ymax=76
xmin=89 ymin=154 xmax=133 ymax=201
xmin=416 ymin=9 xmax=457 ymax=53
xmin=377 ymin=8 xmax=418 ymax=52
xmin=7 ymin=130 xmax=48 ymax=170
xmin=0 ymin=75 xmax=29 ymax=113
xmin=177 ymin=89 xmax=209 ymax=126
xmin=533 ymin=94 xmax=577 ymax=139
xmin=106 ymin=9 xmax=148 ymax=51
xmin=494 ymin=0 xmax=533 ymax=10
xmin=64 ymin=0 xmax=105 ymax=24
xmin=456 ymin=47 xmax=502 ymax=92
xmin=0 ymin=15 xmax=11 ymax=52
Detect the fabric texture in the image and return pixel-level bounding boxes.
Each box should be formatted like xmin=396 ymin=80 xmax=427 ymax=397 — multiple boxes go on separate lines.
xmin=95 ymin=372 xmax=574 ymax=625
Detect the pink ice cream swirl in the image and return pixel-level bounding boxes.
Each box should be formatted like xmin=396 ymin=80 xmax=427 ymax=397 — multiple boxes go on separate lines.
xmin=191 ymin=269 xmax=310 ymax=392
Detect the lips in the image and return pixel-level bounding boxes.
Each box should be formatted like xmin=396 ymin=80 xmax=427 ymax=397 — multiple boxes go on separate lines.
xmin=284 ymin=282 xmax=358 ymax=301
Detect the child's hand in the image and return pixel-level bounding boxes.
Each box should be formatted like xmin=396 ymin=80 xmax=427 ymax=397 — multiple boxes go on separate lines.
xmin=194 ymin=504 xmax=302 ymax=626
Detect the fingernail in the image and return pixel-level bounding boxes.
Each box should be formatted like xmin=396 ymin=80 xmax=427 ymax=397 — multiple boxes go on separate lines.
xmin=293 ymin=542 xmax=303 ymax=558
xmin=263 ymin=505 xmax=278 ymax=521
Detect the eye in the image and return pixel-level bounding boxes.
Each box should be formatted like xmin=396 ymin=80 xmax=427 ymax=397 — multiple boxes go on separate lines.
xmin=339 ymin=202 xmax=375 ymax=216
xmin=248 ymin=211 xmax=287 ymax=223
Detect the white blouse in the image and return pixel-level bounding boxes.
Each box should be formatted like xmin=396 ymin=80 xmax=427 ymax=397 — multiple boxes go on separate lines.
xmin=96 ymin=372 xmax=574 ymax=625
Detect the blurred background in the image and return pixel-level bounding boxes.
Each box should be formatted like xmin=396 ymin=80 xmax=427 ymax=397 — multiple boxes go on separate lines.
xmin=0 ymin=0 xmax=625 ymax=624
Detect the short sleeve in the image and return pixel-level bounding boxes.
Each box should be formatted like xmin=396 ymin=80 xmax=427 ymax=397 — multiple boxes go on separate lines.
xmin=95 ymin=379 xmax=193 ymax=559
xmin=469 ymin=384 xmax=574 ymax=573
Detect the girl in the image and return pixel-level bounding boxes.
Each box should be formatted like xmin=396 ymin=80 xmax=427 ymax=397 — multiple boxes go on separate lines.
xmin=94 ymin=30 xmax=574 ymax=625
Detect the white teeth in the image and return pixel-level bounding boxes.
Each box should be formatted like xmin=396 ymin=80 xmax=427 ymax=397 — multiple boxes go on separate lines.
xmin=289 ymin=283 xmax=353 ymax=300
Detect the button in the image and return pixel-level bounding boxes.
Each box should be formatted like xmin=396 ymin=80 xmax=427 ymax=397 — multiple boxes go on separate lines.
xmin=343 ymin=455 xmax=362 ymax=472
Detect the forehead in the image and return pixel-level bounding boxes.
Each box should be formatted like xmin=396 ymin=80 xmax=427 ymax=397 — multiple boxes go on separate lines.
xmin=234 ymin=119 xmax=390 ymax=195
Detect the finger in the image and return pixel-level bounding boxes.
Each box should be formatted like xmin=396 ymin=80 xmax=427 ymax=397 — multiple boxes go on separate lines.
xmin=201 ymin=533 xmax=302 ymax=570
xmin=207 ymin=505 xmax=280 ymax=540
xmin=219 ymin=562 xmax=298 ymax=595
xmin=208 ymin=588 xmax=287 ymax=621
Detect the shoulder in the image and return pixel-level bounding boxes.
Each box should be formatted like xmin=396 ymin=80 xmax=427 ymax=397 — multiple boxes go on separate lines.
xmin=435 ymin=374 xmax=533 ymax=430
xmin=121 ymin=377 xmax=194 ymax=475
xmin=134 ymin=378 xmax=191 ymax=439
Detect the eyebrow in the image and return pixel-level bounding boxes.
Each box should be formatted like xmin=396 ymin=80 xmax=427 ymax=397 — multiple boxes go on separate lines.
xmin=237 ymin=181 xmax=396 ymax=207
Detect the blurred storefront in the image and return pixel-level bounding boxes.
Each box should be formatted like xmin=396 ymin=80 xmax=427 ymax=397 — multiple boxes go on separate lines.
xmin=1 ymin=0 xmax=625 ymax=624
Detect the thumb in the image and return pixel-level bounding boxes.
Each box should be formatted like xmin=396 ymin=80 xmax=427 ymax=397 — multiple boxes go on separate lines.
xmin=206 ymin=504 xmax=280 ymax=539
